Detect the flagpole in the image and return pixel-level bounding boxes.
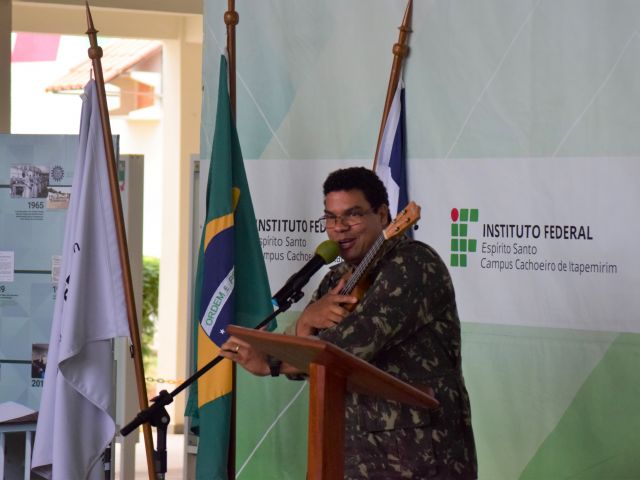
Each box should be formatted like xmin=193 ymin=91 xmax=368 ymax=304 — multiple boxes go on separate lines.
xmin=372 ymin=0 xmax=413 ymax=171
xmin=225 ymin=0 xmax=238 ymax=117
xmin=225 ymin=2 xmax=239 ymax=476
xmin=84 ymin=3 xmax=156 ymax=479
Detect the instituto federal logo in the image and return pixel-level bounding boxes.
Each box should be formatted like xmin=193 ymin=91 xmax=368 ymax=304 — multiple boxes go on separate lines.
xmin=450 ymin=208 xmax=479 ymax=267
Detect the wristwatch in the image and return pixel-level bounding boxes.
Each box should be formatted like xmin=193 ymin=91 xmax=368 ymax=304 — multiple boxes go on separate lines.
xmin=267 ymin=355 xmax=282 ymax=377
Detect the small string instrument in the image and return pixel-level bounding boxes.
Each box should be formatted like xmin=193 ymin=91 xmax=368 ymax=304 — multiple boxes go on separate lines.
xmin=340 ymin=201 xmax=421 ymax=310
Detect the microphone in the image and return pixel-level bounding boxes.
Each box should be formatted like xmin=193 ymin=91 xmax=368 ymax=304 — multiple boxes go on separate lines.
xmin=272 ymin=240 xmax=340 ymax=308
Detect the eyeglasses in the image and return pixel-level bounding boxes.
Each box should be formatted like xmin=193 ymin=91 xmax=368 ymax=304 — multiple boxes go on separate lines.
xmin=319 ymin=208 xmax=375 ymax=229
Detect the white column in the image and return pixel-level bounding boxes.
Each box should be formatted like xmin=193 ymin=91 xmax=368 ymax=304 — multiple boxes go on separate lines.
xmin=116 ymin=155 xmax=145 ymax=479
xmin=158 ymin=17 xmax=202 ymax=434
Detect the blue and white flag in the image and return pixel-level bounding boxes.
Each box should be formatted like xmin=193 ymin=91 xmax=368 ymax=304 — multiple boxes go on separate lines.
xmin=32 ymin=80 xmax=130 ymax=480
xmin=375 ymin=79 xmax=408 ymax=217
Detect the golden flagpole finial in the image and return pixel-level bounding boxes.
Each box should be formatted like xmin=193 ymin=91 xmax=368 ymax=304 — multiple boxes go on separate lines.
xmin=394 ymin=0 xmax=413 ymax=59
xmin=225 ymin=0 xmax=238 ymax=118
xmin=85 ymin=1 xmax=96 ymax=36
xmin=85 ymin=2 xmax=102 ymax=67
xmin=372 ymin=0 xmax=413 ymax=171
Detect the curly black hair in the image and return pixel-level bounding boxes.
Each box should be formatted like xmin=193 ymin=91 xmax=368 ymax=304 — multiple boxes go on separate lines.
xmin=322 ymin=167 xmax=389 ymax=212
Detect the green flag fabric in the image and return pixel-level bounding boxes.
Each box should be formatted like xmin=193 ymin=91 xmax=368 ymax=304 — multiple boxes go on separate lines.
xmin=185 ymin=55 xmax=274 ymax=480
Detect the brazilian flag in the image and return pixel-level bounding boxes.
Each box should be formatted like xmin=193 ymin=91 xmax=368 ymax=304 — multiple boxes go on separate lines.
xmin=185 ymin=55 xmax=273 ymax=480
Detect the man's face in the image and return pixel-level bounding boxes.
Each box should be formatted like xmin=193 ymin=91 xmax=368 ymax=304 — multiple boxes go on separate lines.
xmin=323 ymin=189 xmax=389 ymax=265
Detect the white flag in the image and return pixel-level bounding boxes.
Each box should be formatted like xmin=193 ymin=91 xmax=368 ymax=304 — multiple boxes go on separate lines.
xmin=32 ymin=80 xmax=131 ymax=480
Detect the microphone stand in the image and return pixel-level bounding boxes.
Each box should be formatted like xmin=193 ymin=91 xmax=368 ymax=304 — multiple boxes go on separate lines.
xmin=120 ymin=291 xmax=304 ymax=479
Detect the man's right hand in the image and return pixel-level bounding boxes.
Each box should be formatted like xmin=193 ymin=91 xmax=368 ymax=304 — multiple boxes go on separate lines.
xmin=294 ymin=278 xmax=358 ymax=336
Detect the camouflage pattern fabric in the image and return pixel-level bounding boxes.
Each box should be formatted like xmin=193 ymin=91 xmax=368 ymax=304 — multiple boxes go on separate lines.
xmin=312 ymin=236 xmax=477 ymax=479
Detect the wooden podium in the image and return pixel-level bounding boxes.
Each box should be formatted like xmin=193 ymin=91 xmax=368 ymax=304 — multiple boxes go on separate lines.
xmin=227 ymin=325 xmax=439 ymax=480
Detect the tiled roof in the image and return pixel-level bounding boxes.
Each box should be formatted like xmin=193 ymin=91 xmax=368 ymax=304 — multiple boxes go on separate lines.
xmin=46 ymin=39 xmax=162 ymax=92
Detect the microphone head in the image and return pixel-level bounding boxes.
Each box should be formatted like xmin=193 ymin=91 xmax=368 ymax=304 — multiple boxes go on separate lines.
xmin=315 ymin=240 xmax=340 ymax=264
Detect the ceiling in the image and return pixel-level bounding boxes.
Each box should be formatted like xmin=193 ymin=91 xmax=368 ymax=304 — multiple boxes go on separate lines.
xmin=14 ymin=0 xmax=202 ymax=15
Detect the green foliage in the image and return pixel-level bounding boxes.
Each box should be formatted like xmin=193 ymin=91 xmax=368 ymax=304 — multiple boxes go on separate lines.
xmin=142 ymin=256 xmax=160 ymax=373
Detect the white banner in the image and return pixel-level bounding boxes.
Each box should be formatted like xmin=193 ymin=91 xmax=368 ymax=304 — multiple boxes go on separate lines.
xmin=411 ymin=156 xmax=639 ymax=333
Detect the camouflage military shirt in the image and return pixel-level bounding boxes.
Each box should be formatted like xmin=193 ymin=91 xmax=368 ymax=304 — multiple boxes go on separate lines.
xmin=310 ymin=236 xmax=477 ymax=479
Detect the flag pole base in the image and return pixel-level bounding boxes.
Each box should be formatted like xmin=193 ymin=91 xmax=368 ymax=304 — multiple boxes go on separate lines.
xmin=148 ymin=391 xmax=171 ymax=480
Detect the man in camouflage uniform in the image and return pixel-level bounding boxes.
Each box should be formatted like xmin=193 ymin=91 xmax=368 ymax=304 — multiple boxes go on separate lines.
xmin=223 ymin=167 xmax=477 ymax=479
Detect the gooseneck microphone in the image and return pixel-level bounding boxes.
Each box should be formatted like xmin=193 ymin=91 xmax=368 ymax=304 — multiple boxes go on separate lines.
xmin=272 ymin=240 xmax=340 ymax=308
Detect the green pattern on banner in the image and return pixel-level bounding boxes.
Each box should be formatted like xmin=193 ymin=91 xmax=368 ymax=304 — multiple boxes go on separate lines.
xmin=235 ymin=311 xmax=308 ymax=479
xmin=461 ymin=323 xmax=618 ymax=479
xmin=519 ymin=332 xmax=640 ymax=479
xmin=236 ymin=372 xmax=308 ymax=479
xmin=202 ymin=1 xmax=403 ymax=162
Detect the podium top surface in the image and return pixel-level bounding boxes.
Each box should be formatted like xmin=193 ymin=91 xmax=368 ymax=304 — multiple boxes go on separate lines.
xmin=228 ymin=325 xmax=439 ymax=410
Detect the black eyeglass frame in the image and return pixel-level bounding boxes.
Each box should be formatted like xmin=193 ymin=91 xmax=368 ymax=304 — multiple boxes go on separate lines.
xmin=318 ymin=208 xmax=376 ymax=229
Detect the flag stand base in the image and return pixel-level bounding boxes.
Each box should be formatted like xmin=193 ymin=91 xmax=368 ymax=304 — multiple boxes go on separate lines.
xmin=148 ymin=390 xmax=171 ymax=480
